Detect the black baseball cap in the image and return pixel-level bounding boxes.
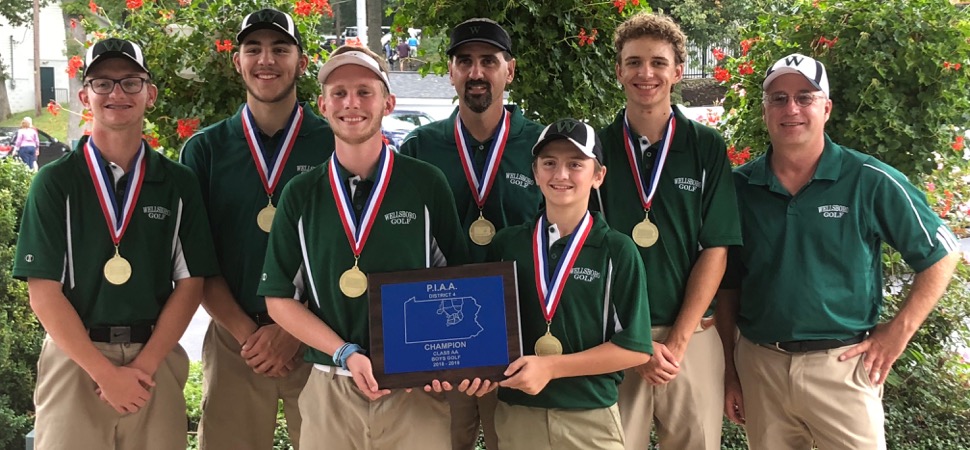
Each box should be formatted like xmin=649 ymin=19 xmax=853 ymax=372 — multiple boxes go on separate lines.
xmin=532 ymin=119 xmax=603 ymax=164
xmin=446 ymin=18 xmax=513 ymax=56
xmin=237 ymin=8 xmax=303 ymax=50
xmin=83 ymin=38 xmax=151 ymax=78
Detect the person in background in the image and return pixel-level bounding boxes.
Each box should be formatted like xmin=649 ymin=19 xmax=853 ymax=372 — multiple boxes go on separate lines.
xmin=13 ymin=116 xmax=41 ymax=170
xmin=396 ymin=37 xmax=410 ymax=71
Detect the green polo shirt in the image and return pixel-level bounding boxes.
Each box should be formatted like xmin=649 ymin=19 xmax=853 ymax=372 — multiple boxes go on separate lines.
xmin=399 ymin=105 xmax=544 ymax=262
xmin=731 ymin=136 xmax=957 ymax=343
xmin=256 ymin=153 xmax=469 ymax=366
xmin=179 ymin=103 xmax=335 ymax=315
xmin=485 ymin=212 xmax=653 ymax=410
xmin=598 ymin=107 xmax=742 ymax=325
xmin=14 ymin=137 xmax=219 ymax=328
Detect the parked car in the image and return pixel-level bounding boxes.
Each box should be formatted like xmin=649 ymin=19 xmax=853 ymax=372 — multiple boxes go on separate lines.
xmin=381 ymin=116 xmax=417 ymax=149
xmin=389 ymin=110 xmax=435 ymax=128
xmin=0 ymin=127 xmax=71 ymax=166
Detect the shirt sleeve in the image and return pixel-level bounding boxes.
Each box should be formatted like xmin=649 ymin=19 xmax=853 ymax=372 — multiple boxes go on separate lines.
xmin=697 ymin=130 xmax=743 ymax=249
xmin=13 ymin=169 xmax=68 ymax=282
xmin=173 ymin=169 xmax=219 ymax=280
xmin=868 ymin=162 xmax=959 ymax=272
xmin=178 ymin=134 xmax=211 ymax=210
xmin=258 ymin=179 xmax=306 ymax=300
xmin=429 ymin=165 xmax=470 ymax=266
xmin=607 ymin=234 xmax=653 ymax=354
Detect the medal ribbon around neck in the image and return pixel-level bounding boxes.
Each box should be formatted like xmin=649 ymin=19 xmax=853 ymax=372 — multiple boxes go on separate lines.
xmin=328 ymin=144 xmax=394 ymax=258
xmin=454 ymin=108 xmax=511 ymax=209
xmin=532 ymin=212 xmax=594 ymax=322
xmin=83 ymin=139 xmax=147 ymax=246
xmin=622 ymin=109 xmax=675 ymax=210
xmin=242 ymin=103 xmax=304 ymax=199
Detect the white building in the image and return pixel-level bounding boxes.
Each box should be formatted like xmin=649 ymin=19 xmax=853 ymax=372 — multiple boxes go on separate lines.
xmin=0 ymin=3 xmax=71 ymax=114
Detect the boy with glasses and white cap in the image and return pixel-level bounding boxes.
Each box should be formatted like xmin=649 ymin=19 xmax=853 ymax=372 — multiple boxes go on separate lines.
xmin=14 ymin=37 xmax=218 ymax=450
xmin=179 ymin=8 xmax=336 ymax=449
xmin=258 ymin=45 xmax=468 ymax=450
xmin=717 ymin=53 xmax=961 ymax=449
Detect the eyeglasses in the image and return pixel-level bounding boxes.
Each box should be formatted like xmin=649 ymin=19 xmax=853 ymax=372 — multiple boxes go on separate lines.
xmin=763 ymin=92 xmax=826 ymax=108
xmin=84 ymin=77 xmax=150 ymax=95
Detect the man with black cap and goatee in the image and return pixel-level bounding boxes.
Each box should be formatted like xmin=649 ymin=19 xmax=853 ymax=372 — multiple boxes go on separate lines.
xmin=14 ymin=37 xmax=218 ymax=450
xmin=179 ymin=7 xmax=335 ymax=450
xmin=400 ymin=19 xmax=544 ymax=449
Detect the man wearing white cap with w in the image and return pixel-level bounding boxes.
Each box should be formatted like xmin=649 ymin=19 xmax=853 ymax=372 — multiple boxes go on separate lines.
xmin=258 ymin=45 xmax=468 ymax=449
xmin=717 ymin=53 xmax=961 ymax=449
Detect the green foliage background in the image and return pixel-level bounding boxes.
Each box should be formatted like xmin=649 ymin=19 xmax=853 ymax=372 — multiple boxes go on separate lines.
xmin=720 ymin=0 xmax=970 ymax=177
xmin=62 ymin=0 xmax=333 ymax=155
xmin=0 ymin=160 xmax=43 ymax=450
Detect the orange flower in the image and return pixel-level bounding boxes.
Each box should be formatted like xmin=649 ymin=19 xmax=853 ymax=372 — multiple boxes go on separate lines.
xmin=89 ymin=0 xmax=98 ymax=13
xmin=712 ymin=48 xmax=725 ymax=61
xmin=125 ymin=0 xmax=143 ymax=9
xmin=143 ymin=134 xmax=160 ymax=148
xmin=159 ymin=9 xmax=174 ymax=19
xmin=613 ymin=0 xmax=627 ymax=12
xmin=953 ymin=135 xmax=966 ymax=152
xmin=177 ymin=118 xmax=201 ymax=139
xmin=81 ymin=110 xmax=94 ymax=124
xmin=47 ymin=100 xmax=61 ymax=117
xmin=714 ymin=66 xmax=731 ymax=83
xmin=70 ymin=18 xmax=78 ymax=29
xmin=66 ymin=55 xmax=84 ymax=78
xmin=215 ymin=39 xmax=234 ymax=52
xmin=738 ymin=61 xmax=754 ymax=76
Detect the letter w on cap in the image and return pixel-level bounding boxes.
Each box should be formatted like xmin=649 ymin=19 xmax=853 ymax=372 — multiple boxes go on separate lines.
xmin=469 ymin=26 xmax=481 ymax=34
xmin=556 ymin=121 xmax=579 ymax=134
xmin=102 ymin=39 xmax=126 ymax=52
xmin=255 ymin=9 xmax=276 ymax=22
xmin=785 ymin=55 xmax=805 ymax=66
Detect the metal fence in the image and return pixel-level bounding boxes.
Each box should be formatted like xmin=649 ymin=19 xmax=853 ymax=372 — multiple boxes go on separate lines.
xmin=684 ymin=40 xmax=735 ymax=79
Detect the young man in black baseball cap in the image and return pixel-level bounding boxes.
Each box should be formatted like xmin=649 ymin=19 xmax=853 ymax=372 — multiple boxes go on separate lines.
xmin=15 ymin=37 xmax=218 ymax=449
xmin=399 ymin=18 xmax=545 ymax=449
xmin=180 ymin=7 xmax=335 ymax=450
xmin=481 ymin=119 xmax=653 ymax=449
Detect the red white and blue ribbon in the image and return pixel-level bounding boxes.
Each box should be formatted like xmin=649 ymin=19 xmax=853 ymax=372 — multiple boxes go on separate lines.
xmin=454 ymin=108 xmax=510 ymax=209
xmin=622 ymin=110 xmax=675 ymax=210
xmin=328 ymin=144 xmax=394 ymax=257
xmin=242 ymin=102 xmax=303 ymax=199
xmin=83 ymin=139 xmax=147 ymax=246
xmin=532 ymin=212 xmax=594 ymax=322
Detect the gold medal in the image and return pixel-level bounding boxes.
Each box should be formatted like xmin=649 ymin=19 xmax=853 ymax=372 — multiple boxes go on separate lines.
xmin=339 ymin=263 xmax=368 ymax=298
xmin=632 ymin=217 xmax=659 ymax=248
xmin=469 ymin=214 xmax=496 ymax=246
xmin=257 ymin=201 xmax=276 ymax=233
xmin=535 ymin=331 xmax=563 ymax=356
xmin=103 ymin=248 xmax=132 ymax=285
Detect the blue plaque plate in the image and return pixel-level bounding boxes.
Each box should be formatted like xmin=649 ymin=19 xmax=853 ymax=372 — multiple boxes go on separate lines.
xmin=368 ymin=261 xmax=521 ymax=389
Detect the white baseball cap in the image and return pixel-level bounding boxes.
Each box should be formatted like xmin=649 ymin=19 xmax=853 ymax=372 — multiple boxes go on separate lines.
xmin=317 ymin=50 xmax=391 ymax=93
xmin=763 ymin=53 xmax=829 ymax=97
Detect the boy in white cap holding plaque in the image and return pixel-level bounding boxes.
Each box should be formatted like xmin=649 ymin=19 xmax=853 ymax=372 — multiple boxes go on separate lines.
xmin=258 ymin=45 xmax=468 ymax=450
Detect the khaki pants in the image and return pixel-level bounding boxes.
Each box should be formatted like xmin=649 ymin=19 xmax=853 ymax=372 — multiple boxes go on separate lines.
xmin=495 ymin=401 xmax=624 ymax=450
xmin=198 ymin=321 xmax=311 ymax=450
xmin=736 ymin=336 xmax=886 ymax=450
xmin=34 ymin=335 xmax=189 ymax=450
xmin=298 ymin=366 xmax=451 ymax=450
xmin=446 ymin=389 xmax=499 ymax=450
xmin=618 ymin=323 xmax=724 ymax=450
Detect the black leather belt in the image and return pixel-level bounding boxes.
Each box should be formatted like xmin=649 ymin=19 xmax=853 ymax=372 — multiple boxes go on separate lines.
xmin=248 ymin=311 xmax=275 ymax=327
xmin=761 ymin=333 xmax=866 ymax=353
xmin=89 ymin=325 xmax=153 ymax=344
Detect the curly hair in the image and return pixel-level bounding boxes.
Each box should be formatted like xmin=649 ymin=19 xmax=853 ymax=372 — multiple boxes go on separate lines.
xmin=613 ymin=12 xmax=687 ymax=65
